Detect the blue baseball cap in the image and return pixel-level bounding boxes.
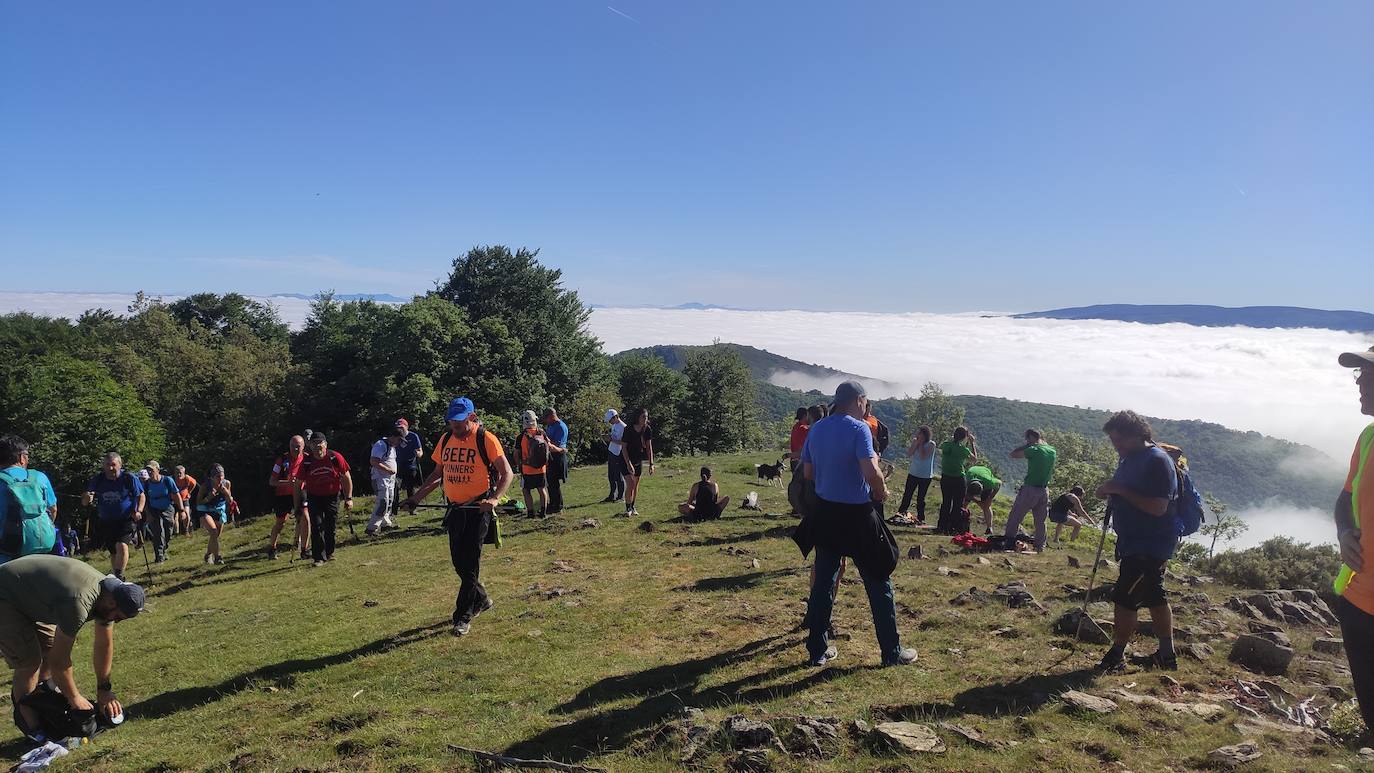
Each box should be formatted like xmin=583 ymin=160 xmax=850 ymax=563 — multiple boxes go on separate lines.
xmin=446 ymin=397 xmax=476 ymax=422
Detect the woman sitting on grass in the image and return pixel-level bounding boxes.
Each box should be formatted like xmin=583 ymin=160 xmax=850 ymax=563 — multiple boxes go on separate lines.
xmin=678 ymin=467 xmax=730 ymax=521
xmin=196 ymin=464 xmax=235 ymax=565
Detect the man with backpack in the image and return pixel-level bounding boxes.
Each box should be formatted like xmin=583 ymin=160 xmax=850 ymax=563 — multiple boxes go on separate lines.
xmin=1333 ymin=345 xmax=1374 ymax=737
xmin=366 ymin=426 xmax=406 ymax=535
xmin=514 ymin=411 xmax=550 ymax=519
xmin=0 ymin=555 xmax=144 ymax=742
xmin=391 ymin=419 xmax=424 ymax=520
xmin=81 ymin=453 xmax=145 ymax=580
xmin=294 ymin=433 xmax=354 ymax=567
xmin=140 ymin=461 xmax=183 ymax=563
xmin=0 ymin=436 xmax=61 ymax=565
xmin=268 ymin=435 xmax=308 ymax=560
xmin=1095 ymin=410 xmax=1179 ymax=672
xmin=401 ymin=397 xmax=513 ymax=637
xmin=542 ymin=408 xmax=569 ymax=516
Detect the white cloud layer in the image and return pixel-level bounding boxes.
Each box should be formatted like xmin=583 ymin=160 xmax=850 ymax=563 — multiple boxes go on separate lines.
xmin=588 ymin=307 xmax=1371 ymax=460
xmin=2 ymin=294 xmax=1366 ymax=462
xmin=1191 ymin=502 xmax=1337 ymax=551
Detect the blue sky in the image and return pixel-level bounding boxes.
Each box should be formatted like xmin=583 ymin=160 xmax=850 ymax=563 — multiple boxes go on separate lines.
xmin=3 ymin=1 xmax=1370 ymax=312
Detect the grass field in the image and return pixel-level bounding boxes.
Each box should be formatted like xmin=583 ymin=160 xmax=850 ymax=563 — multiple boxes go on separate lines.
xmin=6 ymin=453 xmax=1363 ymax=771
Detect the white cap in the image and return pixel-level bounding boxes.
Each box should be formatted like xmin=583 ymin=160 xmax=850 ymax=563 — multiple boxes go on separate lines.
xmin=604 ymin=409 xmax=618 ymax=422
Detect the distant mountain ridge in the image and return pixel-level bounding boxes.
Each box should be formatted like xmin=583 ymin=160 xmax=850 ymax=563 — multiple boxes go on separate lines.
xmin=622 ymin=342 xmax=1342 ymax=509
xmin=1017 ymin=304 xmax=1374 ymax=332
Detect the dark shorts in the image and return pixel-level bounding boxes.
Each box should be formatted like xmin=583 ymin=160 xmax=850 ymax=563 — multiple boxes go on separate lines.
xmin=626 ymin=459 xmax=644 ymax=478
xmin=93 ymin=518 xmax=137 ymax=551
xmin=1113 ymin=554 xmax=1168 ymax=610
xmin=274 ymin=494 xmax=301 ymax=519
xmin=976 ymin=484 xmax=1000 ymax=504
xmin=522 ymin=473 xmax=547 ymax=490
xmin=1049 ymin=508 xmax=1070 ymax=524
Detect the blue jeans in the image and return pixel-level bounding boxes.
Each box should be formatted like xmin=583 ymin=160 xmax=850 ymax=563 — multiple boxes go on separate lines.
xmin=806 ymin=546 xmax=902 ymax=662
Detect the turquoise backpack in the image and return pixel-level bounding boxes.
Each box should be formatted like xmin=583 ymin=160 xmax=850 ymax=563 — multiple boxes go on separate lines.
xmin=0 ymin=470 xmax=58 ymax=559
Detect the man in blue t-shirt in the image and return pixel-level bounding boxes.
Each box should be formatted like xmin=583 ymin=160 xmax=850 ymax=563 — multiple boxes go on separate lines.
xmin=82 ymin=452 xmax=145 ymax=580
xmin=390 ymin=419 xmax=424 ymax=518
xmin=542 ymin=408 xmax=570 ymax=515
xmin=140 ymin=460 xmax=184 ymax=564
xmin=1095 ymin=410 xmax=1179 ymax=672
xmin=0 ymin=435 xmax=60 ymax=564
xmin=800 ymin=381 xmax=916 ymax=668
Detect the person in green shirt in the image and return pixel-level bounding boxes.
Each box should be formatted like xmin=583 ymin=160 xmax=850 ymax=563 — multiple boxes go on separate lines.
xmin=964 ymin=465 xmax=1001 ymax=534
xmin=0 ymin=555 xmax=144 ymax=739
xmin=1003 ymin=429 xmax=1059 ymax=552
xmin=936 ymin=427 xmax=978 ymax=534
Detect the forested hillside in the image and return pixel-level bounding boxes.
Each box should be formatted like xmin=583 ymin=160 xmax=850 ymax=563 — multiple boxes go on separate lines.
xmin=627 ymin=344 xmax=1344 ymax=509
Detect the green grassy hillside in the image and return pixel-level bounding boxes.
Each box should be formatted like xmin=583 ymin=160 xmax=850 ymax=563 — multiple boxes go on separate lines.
xmin=16 ymin=456 xmax=1362 ymax=771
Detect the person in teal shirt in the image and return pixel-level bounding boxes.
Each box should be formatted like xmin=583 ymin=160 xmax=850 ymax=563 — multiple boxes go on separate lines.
xmin=0 ymin=436 xmax=60 ymax=564
xmin=1003 ymin=429 xmax=1059 ymax=551
xmin=936 ymin=427 xmax=978 ymax=534
xmin=964 ymin=464 xmax=1001 ymax=535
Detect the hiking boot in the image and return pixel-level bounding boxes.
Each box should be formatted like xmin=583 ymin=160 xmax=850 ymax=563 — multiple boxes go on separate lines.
xmin=365 ymin=529 xmax=377 ymax=537
xmin=300 ymin=549 xmax=310 ymax=561
xmin=312 ymin=559 xmax=325 ymax=567
xmin=452 ymin=620 xmax=471 ymax=637
xmin=601 ymin=496 xmax=616 ymax=503
xmin=326 ymin=553 xmax=335 ymax=561
xmin=1096 ymin=649 xmax=1127 ymax=673
xmin=203 ymin=555 xmax=212 ymax=565
xmin=809 ymin=646 xmax=838 ymax=667
xmin=213 ymin=556 xmax=224 ymax=565
xmin=883 ymin=647 xmax=919 ymax=666
xmin=1138 ymin=650 xmax=1179 ymax=671
xmin=474 ymin=598 xmax=494 ymax=618
xmin=268 ymin=546 xmax=278 ymax=560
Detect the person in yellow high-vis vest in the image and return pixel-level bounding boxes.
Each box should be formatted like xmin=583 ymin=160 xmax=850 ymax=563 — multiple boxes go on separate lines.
xmin=1335 ymin=345 xmax=1374 ymax=737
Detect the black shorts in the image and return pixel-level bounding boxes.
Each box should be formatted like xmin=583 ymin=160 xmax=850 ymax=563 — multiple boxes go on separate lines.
xmin=273 ymin=494 xmax=301 ymax=519
xmin=93 ymin=518 xmax=137 ymax=552
xmin=1049 ymin=508 xmax=1070 ymax=524
xmin=626 ymin=459 xmax=644 ymax=477
xmin=977 ymin=484 xmax=1000 ymax=504
xmin=1113 ymin=554 xmax=1168 ymax=610
xmin=522 ymin=473 xmax=547 ymax=490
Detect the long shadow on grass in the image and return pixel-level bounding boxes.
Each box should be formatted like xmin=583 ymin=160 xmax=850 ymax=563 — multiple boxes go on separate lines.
xmin=871 ymin=667 xmax=1100 ymax=721
xmin=674 ymin=524 xmax=795 ymax=548
xmin=124 ymin=622 xmax=448 ymax=720
xmin=149 ymin=564 xmax=299 ymax=598
xmin=507 ymin=634 xmax=855 ymax=762
xmin=678 ymin=568 xmax=797 ymax=593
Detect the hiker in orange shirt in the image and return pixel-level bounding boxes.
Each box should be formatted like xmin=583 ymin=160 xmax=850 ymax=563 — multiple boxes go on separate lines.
xmin=1334 ymin=346 xmax=1374 ymax=735
xmin=514 ymin=411 xmax=550 ymax=519
xmin=173 ymin=466 xmax=196 ymax=535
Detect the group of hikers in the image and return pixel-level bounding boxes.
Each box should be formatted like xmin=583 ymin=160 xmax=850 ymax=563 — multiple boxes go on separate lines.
xmin=1 ymin=343 xmax=1373 ymax=754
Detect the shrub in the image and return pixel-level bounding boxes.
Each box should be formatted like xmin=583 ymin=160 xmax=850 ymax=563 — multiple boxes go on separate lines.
xmin=1193 ymin=536 xmax=1339 ymax=590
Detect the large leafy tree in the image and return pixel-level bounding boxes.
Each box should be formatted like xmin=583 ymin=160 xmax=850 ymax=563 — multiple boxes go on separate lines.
xmin=901 ymin=382 xmax=966 ymax=449
xmin=614 ymin=355 xmax=688 ymax=456
xmin=167 ymin=292 xmax=289 ymax=344
xmin=432 ymin=246 xmax=610 ymax=408
xmin=679 ymin=345 xmax=759 ymax=454
xmin=0 ymin=354 xmax=164 ymax=507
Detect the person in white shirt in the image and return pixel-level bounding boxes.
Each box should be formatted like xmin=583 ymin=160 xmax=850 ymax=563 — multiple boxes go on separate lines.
xmin=603 ymin=409 xmax=627 ymax=503
xmin=366 ymin=427 xmax=405 ymax=535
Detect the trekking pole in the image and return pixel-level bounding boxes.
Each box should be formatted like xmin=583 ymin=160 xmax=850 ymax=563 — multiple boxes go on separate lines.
xmin=139 ymin=524 xmax=156 ymax=586
xmin=1075 ymin=506 xmax=1112 ymax=643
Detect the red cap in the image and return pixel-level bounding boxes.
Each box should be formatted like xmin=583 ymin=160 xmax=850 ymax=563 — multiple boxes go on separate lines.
xmin=395 ymin=418 xmax=409 ymax=429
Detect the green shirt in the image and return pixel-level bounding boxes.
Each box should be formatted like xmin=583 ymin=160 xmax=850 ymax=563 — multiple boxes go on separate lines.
xmin=939 ymin=440 xmax=973 ymax=477
xmin=1023 ymin=443 xmax=1058 ymax=487
xmin=965 ymin=465 xmax=1001 ymax=490
xmin=0 ymin=555 xmax=109 ymax=636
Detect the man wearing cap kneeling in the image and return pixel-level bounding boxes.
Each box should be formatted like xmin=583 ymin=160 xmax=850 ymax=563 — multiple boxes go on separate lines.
xmin=0 ymin=554 xmax=144 ymax=737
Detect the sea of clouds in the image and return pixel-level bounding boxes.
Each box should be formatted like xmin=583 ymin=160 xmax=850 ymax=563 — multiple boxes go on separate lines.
xmin=2 ymin=293 xmax=1364 ymax=546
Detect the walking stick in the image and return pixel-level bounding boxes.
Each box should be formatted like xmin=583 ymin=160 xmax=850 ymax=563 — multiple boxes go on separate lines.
xmin=1074 ymin=507 xmax=1112 ymax=642
xmin=139 ymin=523 xmax=156 ymax=586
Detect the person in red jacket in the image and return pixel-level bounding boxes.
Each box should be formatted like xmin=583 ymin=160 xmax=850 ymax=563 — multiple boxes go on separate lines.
xmin=789 ymin=408 xmax=811 ymax=472
xmin=294 ymin=433 xmax=353 ymax=567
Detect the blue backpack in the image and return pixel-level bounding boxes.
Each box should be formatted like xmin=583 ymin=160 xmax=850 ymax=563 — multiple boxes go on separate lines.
xmin=1159 ymin=443 xmax=1205 ymax=537
xmin=0 ymin=469 xmax=58 ymax=559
